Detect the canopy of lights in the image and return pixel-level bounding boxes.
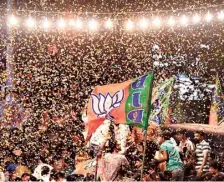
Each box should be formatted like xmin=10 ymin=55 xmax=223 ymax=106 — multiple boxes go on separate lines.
xmin=5 ymin=10 xmax=224 ymax=31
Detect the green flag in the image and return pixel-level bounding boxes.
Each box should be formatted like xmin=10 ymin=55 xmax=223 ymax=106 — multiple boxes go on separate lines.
xmin=214 ymin=75 xmax=224 ymax=124
xmin=149 ymin=77 xmax=175 ymax=125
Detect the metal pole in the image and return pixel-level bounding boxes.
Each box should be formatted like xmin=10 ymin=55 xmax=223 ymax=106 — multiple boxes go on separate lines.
xmin=6 ymin=0 xmax=14 ymax=89
xmin=94 ymin=154 xmax=99 ymax=181
xmin=140 ymin=130 xmax=147 ymax=181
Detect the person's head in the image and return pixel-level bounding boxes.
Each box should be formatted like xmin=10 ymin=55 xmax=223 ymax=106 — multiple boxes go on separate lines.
xmin=29 ymin=175 xmax=37 ymax=181
xmin=39 ymin=156 xmax=47 ymax=164
xmin=14 ymin=177 xmax=22 ymax=181
xmin=67 ymin=174 xmax=85 ymax=181
xmin=41 ymin=166 xmax=50 ymax=176
xmin=194 ymin=131 xmax=205 ymax=143
xmin=9 ymin=171 xmax=17 ymax=181
xmin=55 ymin=172 xmax=65 ymax=182
xmin=53 ymin=159 xmax=65 ymax=172
xmin=209 ymin=160 xmax=222 ymax=174
xmin=176 ymin=129 xmax=187 ymax=141
xmin=157 ymin=130 xmax=171 ymax=145
xmin=21 ymin=173 xmax=30 ymax=182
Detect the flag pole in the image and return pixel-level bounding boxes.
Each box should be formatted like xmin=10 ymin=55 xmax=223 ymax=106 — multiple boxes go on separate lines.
xmin=140 ymin=128 xmax=148 ymax=181
xmin=140 ymin=72 xmax=154 ymax=181
xmin=94 ymin=153 xmax=99 ymax=181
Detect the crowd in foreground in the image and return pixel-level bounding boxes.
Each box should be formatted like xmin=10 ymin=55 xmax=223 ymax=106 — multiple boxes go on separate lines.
xmin=0 ymin=118 xmax=224 ymax=181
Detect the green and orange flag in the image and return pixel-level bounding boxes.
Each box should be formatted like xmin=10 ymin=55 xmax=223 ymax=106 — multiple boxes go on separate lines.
xmin=209 ymin=74 xmax=224 ymax=125
xmin=86 ymin=72 xmax=154 ymax=135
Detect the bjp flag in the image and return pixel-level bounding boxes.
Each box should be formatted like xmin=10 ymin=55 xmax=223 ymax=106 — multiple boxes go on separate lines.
xmin=86 ymin=72 xmax=154 ymax=136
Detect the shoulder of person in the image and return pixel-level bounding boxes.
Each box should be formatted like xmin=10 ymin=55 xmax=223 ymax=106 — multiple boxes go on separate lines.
xmin=201 ymin=140 xmax=209 ymax=144
xmin=160 ymin=141 xmax=168 ymax=149
xmin=186 ymin=138 xmax=193 ymax=143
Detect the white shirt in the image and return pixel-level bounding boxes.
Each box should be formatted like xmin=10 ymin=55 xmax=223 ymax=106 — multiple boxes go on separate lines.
xmin=33 ymin=163 xmax=53 ymax=181
xmin=90 ymin=119 xmax=110 ymax=146
xmin=114 ymin=124 xmax=130 ymax=153
xmin=0 ymin=171 xmax=5 ymax=182
xmin=98 ymin=153 xmax=129 ymax=181
xmin=179 ymin=138 xmax=195 ymax=152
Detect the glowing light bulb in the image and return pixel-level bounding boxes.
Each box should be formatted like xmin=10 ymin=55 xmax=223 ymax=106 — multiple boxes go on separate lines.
xmin=57 ymin=18 xmax=66 ymax=28
xmin=69 ymin=19 xmax=76 ymax=26
xmin=139 ymin=18 xmax=149 ymax=29
xmin=26 ymin=17 xmax=36 ymax=28
xmin=193 ymin=14 xmax=201 ymax=24
xmin=105 ymin=19 xmax=113 ymax=29
xmin=168 ymin=16 xmax=175 ymax=26
xmin=125 ymin=19 xmax=134 ymax=31
xmin=88 ymin=19 xmax=98 ymax=31
xmin=180 ymin=15 xmax=188 ymax=26
xmin=218 ymin=10 xmax=224 ymax=20
xmin=152 ymin=17 xmax=161 ymax=27
xmin=43 ymin=18 xmax=51 ymax=29
xmin=8 ymin=15 xmax=18 ymax=26
xmin=75 ymin=19 xmax=83 ymax=29
xmin=205 ymin=12 xmax=213 ymax=22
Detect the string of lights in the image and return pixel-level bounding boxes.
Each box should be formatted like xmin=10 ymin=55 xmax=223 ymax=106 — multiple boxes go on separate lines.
xmin=5 ymin=10 xmax=223 ymax=31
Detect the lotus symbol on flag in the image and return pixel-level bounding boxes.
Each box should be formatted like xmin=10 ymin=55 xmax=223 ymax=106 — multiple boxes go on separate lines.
xmin=91 ymin=90 xmax=124 ymax=118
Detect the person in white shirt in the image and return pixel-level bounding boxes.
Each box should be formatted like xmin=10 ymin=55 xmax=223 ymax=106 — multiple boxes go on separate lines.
xmin=114 ymin=124 xmax=130 ymax=154
xmin=97 ymin=144 xmax=130 ymax=181
xmin=33 ymin=163 xmax=53 ymax=182
xmin=175 ymin=129 xmax=195 ymax=165
xmin=194 ymin=131 xmax=211 ymax=176
xmin=177 ymin=129 xmax=195 ymax=154
xmin=89 ymin=119 xmax=111 ymax=157
xmin=0 ymin=167 xmax=5 ymax=182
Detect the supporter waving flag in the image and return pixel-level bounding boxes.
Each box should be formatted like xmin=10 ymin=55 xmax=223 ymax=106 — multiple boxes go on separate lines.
xmin=86 ymin=72 xmax=154 ymax=136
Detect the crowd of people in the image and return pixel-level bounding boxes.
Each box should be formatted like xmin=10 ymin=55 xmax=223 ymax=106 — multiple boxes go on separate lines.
xmin=0 ymin=0 xmax=224 ymax=181
xmin=0 ymin=121 xmax=224 ymax=181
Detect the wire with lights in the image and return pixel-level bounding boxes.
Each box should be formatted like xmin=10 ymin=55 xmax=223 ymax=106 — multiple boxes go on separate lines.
xmin=5 ymin=10 xmax=224 ymax=31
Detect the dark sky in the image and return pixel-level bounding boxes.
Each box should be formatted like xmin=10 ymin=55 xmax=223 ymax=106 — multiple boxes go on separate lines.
xmin=3 ymin=0 xmax=224 ymax=12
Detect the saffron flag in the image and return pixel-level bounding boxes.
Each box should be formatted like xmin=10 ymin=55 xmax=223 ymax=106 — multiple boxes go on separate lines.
xmin=87 ymin=72 xmax=154 ymax=135
xmin=209 ymin=75 xmax=224 ymax=125
xmin=149 ymin=76 xmax=175 ymax=125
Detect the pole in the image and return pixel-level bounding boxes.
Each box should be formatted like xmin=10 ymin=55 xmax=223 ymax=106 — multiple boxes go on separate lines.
xmin=140 ymin=129 xmax=148 ymax=181
xmin=140 ymin=72 xmax=154 ymax=180
xmin=94 ymin=153 xmax=99 ymax=181
xmin=6 ymin=0 xmax=14 ymax=89
xmin=178 ymin=97 xmax=182 ymax=123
